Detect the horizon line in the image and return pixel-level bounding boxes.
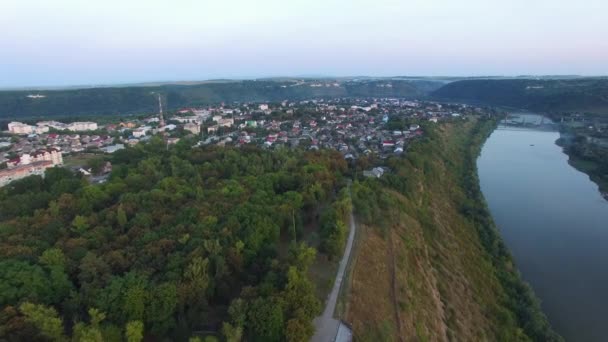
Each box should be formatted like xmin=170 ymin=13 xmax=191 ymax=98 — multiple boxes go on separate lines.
xmin=2 ymin=74 xmax=607 ymax=91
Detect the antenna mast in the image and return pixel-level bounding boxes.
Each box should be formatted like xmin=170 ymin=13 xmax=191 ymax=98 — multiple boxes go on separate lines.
xmin=158 ymin=94 xmax=165 ymax=127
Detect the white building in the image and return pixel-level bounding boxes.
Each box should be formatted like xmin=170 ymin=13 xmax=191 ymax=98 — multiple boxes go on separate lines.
xmin=259 ymin=104 xmax=269 ymax=111
xmin=37 ymin=121 xmax=67 ymax=130
xmin=132 ymin=126 xmax=151 ymax=138
xmin=6 ymin=149 xmax=63 ymax=168
xmin=8 ymin=122 xmax=33 ymax=134
xmin=218 ymin=118 xmax=234 ymax=128
xmin=0 ymin=161 xmax=54 ymax=187
xmin=67 ymin=122 xmax=98 ymax=131
xmin=193 ymin=109 xmax=210 ymax=116
xmin=173 ymin=116 xmax=200 ymax=124
xmin=101 ymin=144 xmax=125 ymax=153
xmin=158 ymin=124 xmax=176 ymax=132
xmin=35 ymin=126 xmax=49 ymax=134
xmin=184 ymin=123 xmax=201 ymax=135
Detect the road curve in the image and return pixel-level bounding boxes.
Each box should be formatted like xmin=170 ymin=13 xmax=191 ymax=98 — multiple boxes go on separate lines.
xmin=311 ymin=194 xmax=357 ymax=342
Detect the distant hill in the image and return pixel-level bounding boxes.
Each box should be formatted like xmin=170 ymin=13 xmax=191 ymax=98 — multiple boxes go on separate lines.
xmin=0 ymin=79 xmax=444 ymax=119
xmin=432 ymin=78 xmax=608 ymax=113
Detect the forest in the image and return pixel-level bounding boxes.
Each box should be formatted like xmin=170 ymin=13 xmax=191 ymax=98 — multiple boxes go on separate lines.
xmin=0 ymin=137 xmax=351 ymax=341
xmin=432 ymin=78 xmax=608 ymax=114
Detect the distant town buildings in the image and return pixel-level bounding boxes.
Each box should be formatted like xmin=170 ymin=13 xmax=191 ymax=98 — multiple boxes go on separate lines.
xmin=7 ymin=148 xmax=63 ymax=168
xmin=184 ymin=123 xmax=201 ymax=135
xmin=8 ymin=122 xmax=48 ymax=134
xmin=132 ymin=126 xmax=152 ymax=138
xmin=7 ymin=120 xmax=98 ymax=134
xmin=1 ymin=97 xmax=482 ymax=188
xmin=67 ymin=122 xmax=98 ymax=131
xmin=101 ymin=144 xmax=125 ymax=153
xmin=26 ymin=94 xmax=46 ymax=99
xmin=363 ymin=167 xmax=386 ymax=178
xmin=0 ymin=148 xmax=63 ymax=187
xmin=0 ymin=161 xmax=54 ymax=187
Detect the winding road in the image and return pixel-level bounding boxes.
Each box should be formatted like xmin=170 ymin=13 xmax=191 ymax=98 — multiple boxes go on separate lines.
xmin=311 ymin=196 xmax=357 ymax=342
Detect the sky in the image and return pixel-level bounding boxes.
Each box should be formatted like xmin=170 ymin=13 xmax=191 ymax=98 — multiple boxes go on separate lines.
xmin=1 ymin=0 xmax=607 ymax=87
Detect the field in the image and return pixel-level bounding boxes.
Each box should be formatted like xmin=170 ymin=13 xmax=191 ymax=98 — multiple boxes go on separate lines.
xmin=61 ymin=153 xmax=103 ymax=169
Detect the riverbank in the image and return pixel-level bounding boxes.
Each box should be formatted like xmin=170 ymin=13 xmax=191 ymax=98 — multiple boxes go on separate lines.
xmin=478 ymin=121 xmax=608 ymax=341
xmin=556 ymin=135 xmax=608 ymax=200
xmin=343 ymin=117 xmax=561 ymax=341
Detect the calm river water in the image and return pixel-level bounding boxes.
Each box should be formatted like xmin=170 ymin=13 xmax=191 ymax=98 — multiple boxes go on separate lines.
xmin=477 ymin=114 xmax=608 ymax=342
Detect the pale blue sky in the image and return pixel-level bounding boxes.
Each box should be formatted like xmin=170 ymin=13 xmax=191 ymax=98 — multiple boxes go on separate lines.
xmin=1 ymin=0 xmax=607 ymax=87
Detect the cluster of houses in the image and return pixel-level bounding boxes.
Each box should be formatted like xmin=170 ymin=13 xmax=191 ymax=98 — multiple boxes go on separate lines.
xmin=193 ymin=98 xmax=474 ymax=160
xmin=0 ymin=98 xmax=480 ymax=187
xmin=1 ymin=132 xmax=118 ymax=156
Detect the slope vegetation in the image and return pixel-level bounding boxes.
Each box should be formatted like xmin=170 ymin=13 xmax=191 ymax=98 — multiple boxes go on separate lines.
xmin=433 ymin=78 xmax=608 ymax=113
xmin=345 ymin=119 xmax=562 ymax=341
xmin=0 ymin=80 xmax=441 ymax=119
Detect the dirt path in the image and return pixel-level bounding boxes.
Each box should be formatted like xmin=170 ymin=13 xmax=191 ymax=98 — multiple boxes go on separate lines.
xmin=387 ymin=228 xmax=405 ymax=342
xmin=311 ymin=191 xmax=357 ymax=342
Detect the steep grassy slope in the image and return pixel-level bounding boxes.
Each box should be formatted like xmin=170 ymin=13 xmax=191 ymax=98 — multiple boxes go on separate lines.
xmin=345 ymin=119 xmax=561 ymax=341
xmin=432 ymin=78 xmax=608 ymax=114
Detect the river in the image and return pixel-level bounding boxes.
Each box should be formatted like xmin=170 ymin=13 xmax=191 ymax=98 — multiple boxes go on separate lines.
xmin=477 ymin=113 xmax=608 ymax=342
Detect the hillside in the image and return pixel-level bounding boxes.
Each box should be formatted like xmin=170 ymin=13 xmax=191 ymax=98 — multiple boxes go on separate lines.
xmin=0 ymin=79 xmax=442 ymax=119
xmin=344 ymin=119 xmax=562 ymax=341
xmin=432 ymin=78 xmax=608 ymax=114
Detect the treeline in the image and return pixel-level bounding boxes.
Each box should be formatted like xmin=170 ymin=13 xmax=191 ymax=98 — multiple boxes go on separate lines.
xmin=0 ymin=80 xmax=438 ymax=119
xmin=0 ymin=138 xmax=350 ymax=341
xmin=560 ymin=136 xmax=608 ymax=196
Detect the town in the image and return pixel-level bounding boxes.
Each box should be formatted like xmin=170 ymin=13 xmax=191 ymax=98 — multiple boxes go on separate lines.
xmin=0 ymin=98 xmax=484 ymax=186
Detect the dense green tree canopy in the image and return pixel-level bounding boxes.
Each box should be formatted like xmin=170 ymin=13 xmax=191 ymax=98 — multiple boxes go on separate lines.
xmin=0 ymin=143 xmax=349 ymax=340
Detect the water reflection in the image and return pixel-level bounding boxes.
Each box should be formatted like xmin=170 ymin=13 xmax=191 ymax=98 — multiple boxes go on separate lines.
xmin=478 ymin=116 xmax=608 ymax=342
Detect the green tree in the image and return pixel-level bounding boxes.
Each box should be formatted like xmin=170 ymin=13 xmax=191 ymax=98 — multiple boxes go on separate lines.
xmin=222 ymin=322 xmax=243 ymax=342
xmin=285 ymin=315 xmax=313 ymax=342
xmin=117 ymin=206 xmax=128 ymax=228
xmin=39 ymin=248 xmax=73 ymax=304
xmin=247 ymin=297 xmax=284 ymax=342
xmin=181 ymin=257 xmax=210 ymax=306
xmin=287 ymin=243 xmax=316 ymax=272
xmin=146 ymin=282 xmax=177 ymax=335
xmin=283 ymin=267 xmax=320 ymax=320
xmin=72 ymin=308 xmax=106 ymax=342
xmin=124 ymin=283 xmax=147 ymax=321
xmin=39 ymin=248 xmax=66 ymax=268
xmin=125 ymin=320 xmax=144 ymax=342
xmin=1 ymin=261 xmax=53 ymax=305
xmin=71 ymin=215 xmax=90 ymax=234
xmin=19 ymin=302 xmax=65 ymax=341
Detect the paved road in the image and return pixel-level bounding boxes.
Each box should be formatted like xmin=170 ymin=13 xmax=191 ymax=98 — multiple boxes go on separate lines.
xmin=311 ymin=197 xmax=357 ymax=342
